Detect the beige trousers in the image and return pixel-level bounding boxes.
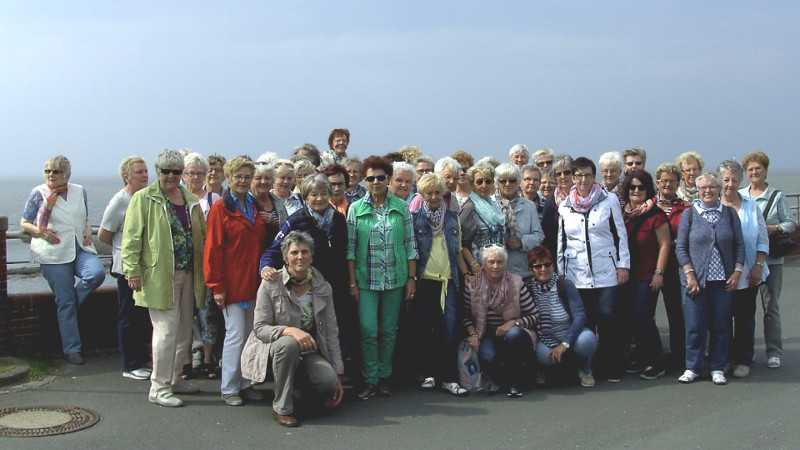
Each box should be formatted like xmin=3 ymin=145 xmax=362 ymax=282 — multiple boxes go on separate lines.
xmin=148 ymin=270 xmax=194 ymax=396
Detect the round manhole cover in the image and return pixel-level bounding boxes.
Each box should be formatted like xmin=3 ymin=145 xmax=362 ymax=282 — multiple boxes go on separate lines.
xmin=0 ymin=406 xmax=100 ymax=438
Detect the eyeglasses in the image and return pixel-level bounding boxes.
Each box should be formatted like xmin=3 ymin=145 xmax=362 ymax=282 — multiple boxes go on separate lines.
xmin=498 ymin=178 xmax=518 ymax=184
xmin=185 ymin=171 xmax=206 ymax=178
xmin=364 ymin=175 xmax=387 ymax=183
xmin=233 ymin=175 xmax=253 ymax=182
xmin=474 ymin=178 xmax=494 ymax=186
xmin=530 ymin=262 xmax=553 ymax=270
xmin=629 ymin=185 xmax=645 ymax=192
xmin=160 ymin=169 xmax=183 ymax=176
xmin=44 ymin=169 xmax=63 ymax=175
xmin=573 ymin=172 xmax=593 ymax=180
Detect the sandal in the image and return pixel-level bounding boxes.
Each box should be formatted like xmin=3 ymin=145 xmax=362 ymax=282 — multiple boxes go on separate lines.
xmin=201 ymin=362 xmax=219 ymax=380
xmin=440 ymin=382 xmax=468 ymax=397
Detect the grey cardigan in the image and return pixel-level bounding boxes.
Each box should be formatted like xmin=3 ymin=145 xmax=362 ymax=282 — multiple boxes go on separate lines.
xmin=675 ymin=204 xmax=745 ymax=288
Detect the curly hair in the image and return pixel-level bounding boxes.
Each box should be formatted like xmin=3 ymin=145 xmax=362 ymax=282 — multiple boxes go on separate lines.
xmin=620 ymin=169 xmax=657 ymax=205
xmin=362 ymin=155 xmax=393 ymax=177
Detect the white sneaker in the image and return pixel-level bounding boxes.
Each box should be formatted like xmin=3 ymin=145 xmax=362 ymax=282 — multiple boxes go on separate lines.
xmin=678 ymin=369 xmax=699 ymax=384
xmin=767 ymin=356 xmax=781 ymax=369
xmin=440 ymin=382 xmax=468 ymax=396
xmin=148 ymin=391 xmax=183 ymax=407
xmin=732 ymin=365 xmax=750 ymax=378
xmin=123 ymin=368 xmax=151 ymax=381
xmin=579 ymin=371 xmax=595 ymax=388
xmin=711 ymin=370 xmax=728 ymax=385
xmin=419 ymin=377 xmax=436 ymax=389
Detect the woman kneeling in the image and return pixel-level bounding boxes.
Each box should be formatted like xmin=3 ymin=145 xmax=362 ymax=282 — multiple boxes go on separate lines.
xmin=526 ymin=246 xmax=597 ymax=388
xmin=241 ymin=231 xmax=344 ymax=427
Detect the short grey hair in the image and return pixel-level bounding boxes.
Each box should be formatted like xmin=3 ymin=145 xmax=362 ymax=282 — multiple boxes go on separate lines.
xmin=532 ymin=148 xmax=554 ymax=162
xmin=293 ymin=158 xmax=317 ymax=179
xmin=155 ymin=149 xmax=185 ymax=170
xmin=508 ymin=144 xmax=529 ymax=159
xmin=676 ymin=151 xmax=704 ymax=170
xmin=257 ymin=151 xmax=279 ymax=167
xmin=280 ymin=230 xmax=315 ymax=258
xmin=254 ymin=162 xmax=275 ymax=177
xmin=475 ymin=156 xmax=500 ymax=168
xmin=552 ymin=155 xmax=574 ymax=173
xmin=521 ymin=164 xmax=541 ymax=178
xmin=45 ymin=155 xmax=72 ymax=179
xmin=119 ymin=155 xmax=146 ymax=185
xmin=495 ymin=163 xmax=521 ymax=181
xmin=598 ymin=151 xmax=623 ymax=171
xmin=413 ymin=155 xmax=435 ymax=167
xmin=623 ymin=147 xmax=647 ymax=164
xmin=183 ymin=152 xmax=209 ymax=172
xmin=434 ymin=156 xmax=462 ymax=175
xmin=299 ymin=174 xmax=332 ymax=199
xmin=273 ymin=159 xmax=295 ymax=176
xmin=480 ymin=244 xmax=508 ymax=263
xmin=695 ymin=172 xmax=721 ymax=189
xmin=392 ymin=161 xmax=415 ymax=178
xmin=717 ymin=159 xmax=744 ymax=186
xmin=341 ymin=157 xmax=362 ymax=167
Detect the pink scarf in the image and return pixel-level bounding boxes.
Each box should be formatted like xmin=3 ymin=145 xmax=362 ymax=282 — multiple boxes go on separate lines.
xmin=468 ymin=269 xmax=521 ymax=338
xmin=568 ymin=183 xmax=603 ymax=214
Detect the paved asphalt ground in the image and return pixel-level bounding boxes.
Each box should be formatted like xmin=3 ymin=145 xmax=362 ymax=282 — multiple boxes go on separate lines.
xmin=3 ymin=267 xmax=800 ymax=450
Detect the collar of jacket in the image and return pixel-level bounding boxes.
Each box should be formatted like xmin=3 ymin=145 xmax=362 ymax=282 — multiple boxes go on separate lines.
xmin=354 ymin=192 xmax=407 ymax=217
xmin=279 ymin=266 xmax=328 ymax=295
xmin=142 ymin=182 xmax=200 ymax=209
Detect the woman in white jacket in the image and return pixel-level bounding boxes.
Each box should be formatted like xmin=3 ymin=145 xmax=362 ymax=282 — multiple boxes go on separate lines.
xmin=558 ymin=157 xmax=630 ymax=382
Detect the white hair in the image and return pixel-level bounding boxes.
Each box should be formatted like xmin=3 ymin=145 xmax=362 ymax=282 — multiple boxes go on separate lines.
xmin=155 ymin=149 xmax=185 ymax=170
xmin=696 ymin=172 xmax=721 ymax=188
xmin=508 ymin=144 xmax=529 ymax=159
xmin=257 ymin=151 xmax=278 ymax=166
xmin=480 ymin=244 xmax=508 ymax=263
xmin=183 ymin=152 xmax=209 ymax=172
xmin=475 ymin=156 xmax=500 ymax=168
xmin=392 ymin=161 xmax=415 ymax=178
xmin=434 ymin=156 xmax=462 ymax=175
xmin=414 ymin=155 xmax=435 ymax=166
xmin=598 ymin=151 xmax=622 ymax=171
xmin=532 ymin=148 xmax=554 ymax=161
xmin=494 ymin=163 xmax=521 ymax=181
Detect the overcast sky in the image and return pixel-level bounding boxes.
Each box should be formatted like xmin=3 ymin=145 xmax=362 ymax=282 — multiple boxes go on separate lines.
xmin=2 ymin=1 xmax=798 ymax=177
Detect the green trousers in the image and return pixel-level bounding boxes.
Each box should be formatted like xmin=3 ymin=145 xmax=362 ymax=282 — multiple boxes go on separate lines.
xmin=358 ymin=287 xmax=404 ymax=385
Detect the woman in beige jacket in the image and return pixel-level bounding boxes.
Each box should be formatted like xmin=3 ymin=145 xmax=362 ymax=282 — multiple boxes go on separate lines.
xmin=240 ymin=231 xmax=344 ymax=428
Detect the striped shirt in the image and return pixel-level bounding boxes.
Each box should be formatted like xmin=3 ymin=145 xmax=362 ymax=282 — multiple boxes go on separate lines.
xmin=533 ymin=288 xmax=571 ymax=348
xmin=463 ymin=283 xmax=537 ymax=330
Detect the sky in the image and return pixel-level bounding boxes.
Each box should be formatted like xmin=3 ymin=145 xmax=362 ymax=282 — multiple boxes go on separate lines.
xmin=2 ymin=1 xmax=799 ymax=177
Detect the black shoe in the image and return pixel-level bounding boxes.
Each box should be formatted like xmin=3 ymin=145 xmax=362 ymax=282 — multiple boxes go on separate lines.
xmin=377 ymin=380 xmax=392 ymax=397
xmin=180 ymin=363 xmax=195 ymax=380
xmin=64 ymin=353 xmax=84 ymax=365
xmin=625 ymin=360 xmax=643 ymax=374
xmin=506 ymin=385 xmax=523 ymax=398
xmin=357 ymin=384 xmax=378 ymax=400
xmin=640 ymin=365 xmax=666 ymax=380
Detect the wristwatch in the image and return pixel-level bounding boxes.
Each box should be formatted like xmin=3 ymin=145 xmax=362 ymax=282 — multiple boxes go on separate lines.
xmin=561 ymin=342 xmax=571 ymax=349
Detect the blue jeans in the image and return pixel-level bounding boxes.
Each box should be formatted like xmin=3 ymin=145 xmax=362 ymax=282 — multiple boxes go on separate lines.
xmin=578 ymin=286 xmax=622 ymax=377
xmin=116 ymin=275 xmax=152 ymax=371
xmin=478 ymin=326 xmax=532 ymax=386
xmin=535 ymin=328 xmax=598 ymax=372
xmin=631 ymin=280 xmax=662 ymax=366
xmin=40 ymin=245 xmax=105 ymax=354
xmin=682 ymin=281 xmax=732 ymax=372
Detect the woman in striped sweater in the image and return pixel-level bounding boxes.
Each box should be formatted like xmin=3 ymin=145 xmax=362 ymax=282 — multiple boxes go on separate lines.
xmin=463 ymin=245 xmax=537 ymax=398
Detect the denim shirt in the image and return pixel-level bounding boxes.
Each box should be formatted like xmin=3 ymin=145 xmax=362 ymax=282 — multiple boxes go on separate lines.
xmin=412 ymin=208 xmax=462 ymax=288
xmin=735 ymin=196 xmax=770 ymax=289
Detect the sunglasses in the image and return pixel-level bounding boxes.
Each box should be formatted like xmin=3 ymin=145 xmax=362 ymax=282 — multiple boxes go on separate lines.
xmin=160 ymin=168 xmax=183 ymax=176
xmin=498 ymin=178 xmax=518 ymax=184
xmin=629 ymin=185 xmax=645 ymax=192
xmin=364 ymin=175 xmax=387 ymax=183
xmin=530 ymin=262 xmax=553 ymax=270
xmin=44 ymin=169 xmax=63 ymax=175
xmin=474 ymin=178 xmax=494 ymax=186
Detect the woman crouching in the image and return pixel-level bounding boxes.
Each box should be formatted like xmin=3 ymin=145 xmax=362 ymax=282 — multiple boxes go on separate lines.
xmin=463 ymin=245 xmax=537 ymax=398
xmin=240 ymin=231 xmax=344 ymax=427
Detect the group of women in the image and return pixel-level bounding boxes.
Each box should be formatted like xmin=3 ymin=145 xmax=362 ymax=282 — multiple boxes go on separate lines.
xmin=22 ymin=134 xmax=795 ymax=427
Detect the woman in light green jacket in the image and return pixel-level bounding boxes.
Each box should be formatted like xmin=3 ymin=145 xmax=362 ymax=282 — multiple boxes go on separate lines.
xmin=121 ymin=150 xmax=206 ymax=408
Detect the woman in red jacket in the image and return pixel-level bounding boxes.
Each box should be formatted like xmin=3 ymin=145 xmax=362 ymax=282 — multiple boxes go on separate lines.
xmin=204 ymin=157 xmax=268 ymax=406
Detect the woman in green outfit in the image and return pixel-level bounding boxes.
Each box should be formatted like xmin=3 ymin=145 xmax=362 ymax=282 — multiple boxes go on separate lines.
xmin=347 ymin=156 xmax=418 ymax=400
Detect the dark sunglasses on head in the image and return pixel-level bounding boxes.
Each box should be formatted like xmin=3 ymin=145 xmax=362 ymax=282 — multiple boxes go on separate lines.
xmin=629 ymin=185 xmax=645 ymax=192
xmin=364 ymin=175 xmax=387 ymax=183
xmin=530 ymin=262 xmax=553 ymax=270
xmin=160 ymin=168 xmax=183 ymax=176
xmin=44 ymin=169 xmax=63 ymax=175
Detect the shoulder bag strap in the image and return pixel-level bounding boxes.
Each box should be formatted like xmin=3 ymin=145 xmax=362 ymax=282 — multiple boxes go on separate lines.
xmin=763 ymin=190 xmax=780 ymax=221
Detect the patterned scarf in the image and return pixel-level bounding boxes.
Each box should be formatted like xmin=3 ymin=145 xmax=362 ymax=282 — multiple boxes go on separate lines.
xmin=624 ymin=198 xmax=656 ymax=222
xmin=469 ymin=268 xmax=518 ymax=338
xmin=36 ymin=184 xmax=68 ymax=233
xmin=655 ymin=194 xmax=684 ymax=215
xmin=468 ymin=192 xmax=505 ymax=229
xmin=528 ymin=272 xmax=559 ymax=334
xmin=288 ymin=268 xmax=313 ymax=287
xmin=677 ymin=181 xmax=699 ymax=202
xmin=496 ymin=196 xmax=521 ymax=241
xmin=693 ymin=199 xmax=721 ymax=224
xmin=565 ymin=183 xmax=605 ymax=214
xmin=307 ymin=205 xmax=335 ymax=236
xmin=422 ymin=200 xmax=444 ymax=234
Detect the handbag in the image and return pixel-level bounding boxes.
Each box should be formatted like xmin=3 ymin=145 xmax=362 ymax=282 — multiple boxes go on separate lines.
xmin=763 ymin=190 xmax=795 ymax=258
xmin=457 ymin=338 xmax=483 ymax=392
